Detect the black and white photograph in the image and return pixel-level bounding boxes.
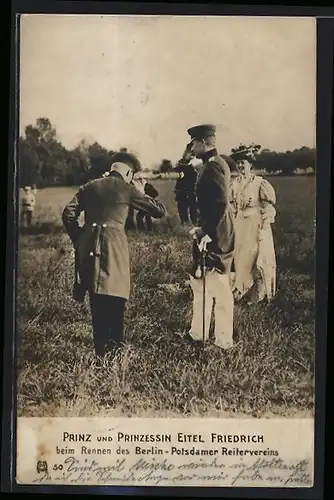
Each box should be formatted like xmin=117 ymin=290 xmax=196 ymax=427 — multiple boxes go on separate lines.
xmin=17 ymin=14 xmax=317 ymax=422
xmin=9 ymin=10 xmax=326 ymax=490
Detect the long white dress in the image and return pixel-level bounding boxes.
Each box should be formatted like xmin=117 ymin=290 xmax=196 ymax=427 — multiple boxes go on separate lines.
xmin=229 ymin=174 xmax=277 ymax=303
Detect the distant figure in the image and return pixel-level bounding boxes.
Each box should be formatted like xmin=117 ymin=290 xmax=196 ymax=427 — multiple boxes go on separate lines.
xmin=229 ymin=157 xmax=277 ymax=304
xmin=20 ymin=186 xmax=36 ymax=227
xmin=173 ymin=160 xmax=198 ymax=226
xmin=134 ymin=176 xmax=159 ymax=231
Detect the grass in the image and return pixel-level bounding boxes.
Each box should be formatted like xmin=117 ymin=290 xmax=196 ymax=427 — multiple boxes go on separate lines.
xmin=16 ymin=177 xmax=316 ymax=418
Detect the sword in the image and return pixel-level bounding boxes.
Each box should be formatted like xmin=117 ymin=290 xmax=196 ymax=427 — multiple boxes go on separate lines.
xmin=201 ymin=243 xmax=207 ymax=349
xmin=73 ymin=246 xmax=86 ymax=303
xmin=189 ymin=228 xmax=212 ymax=348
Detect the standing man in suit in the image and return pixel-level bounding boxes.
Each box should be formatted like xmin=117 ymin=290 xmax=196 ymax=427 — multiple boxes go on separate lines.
xmin=181 ymin=124 xmax=236 ymax=349
xmin=62 ymin=151 xmax=167 ymax=358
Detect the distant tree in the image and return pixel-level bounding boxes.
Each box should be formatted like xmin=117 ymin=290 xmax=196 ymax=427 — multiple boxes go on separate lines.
xmin=25 ymin=117 xmax=57 ymax=144
xmin=18 ymin=116 xmax=315 ymax=186
xmin=87 ymin=142 xmax=114 ymax=179
xmin=254 ymin=146 xmax=315 ymax=175
xmin=18 ymin=137 xmax=40 ymax=187
xmin=255 ymin=150 xmax=278 ymax=173
xmin=21 ymin=117 xmax=67 ymax=186
xmin=290 ymin=147 xmax=316 ymax=171
xmin=150 ymin=161 xmax=160 ymax=175
xmin=76 ymin=138 xmax=91 ymax=155
xmin=19 ymin=117 xmax=123 ymax=185
xmin=65 ymin=148 xmax=91 ymax=185
xmin=159 ymin=159 xmax=173 ymax=175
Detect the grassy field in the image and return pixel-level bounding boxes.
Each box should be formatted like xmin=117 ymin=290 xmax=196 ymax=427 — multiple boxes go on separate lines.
xmin=16 ymin=176 xmax=316 ymax=418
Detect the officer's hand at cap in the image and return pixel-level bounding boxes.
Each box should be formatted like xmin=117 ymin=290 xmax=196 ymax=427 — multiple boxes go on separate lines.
xmin=182 ymin=143 xmax=194 ymax=162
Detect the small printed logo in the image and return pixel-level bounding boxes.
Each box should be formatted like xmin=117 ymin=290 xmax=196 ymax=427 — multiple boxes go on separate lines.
xmin=36 ymin=460 xmax=48 ymax=474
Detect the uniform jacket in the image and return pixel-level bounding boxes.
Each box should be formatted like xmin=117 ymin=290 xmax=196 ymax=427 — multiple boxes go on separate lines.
xmin=192 ymin=148 xmax=235 ymax=275
xmin=174 ymin=161 xmax=198 ymax=199
xmin=62 ymin=172 xmax=166 ymax=300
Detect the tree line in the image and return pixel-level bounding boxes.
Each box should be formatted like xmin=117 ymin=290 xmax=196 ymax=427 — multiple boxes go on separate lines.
xmin=19 ymin=118 xmax=316 ymax=188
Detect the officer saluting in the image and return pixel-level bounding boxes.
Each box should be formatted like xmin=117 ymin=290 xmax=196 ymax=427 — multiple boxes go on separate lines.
xmin=182 ymin=124 xmax=236 ymax=349
xmin=62 ymin=151 xmax=167 ymax=358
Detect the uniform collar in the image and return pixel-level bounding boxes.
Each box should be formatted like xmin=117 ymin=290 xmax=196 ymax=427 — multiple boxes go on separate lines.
xmin=109 ymin=171 xmax=123 ymax=180
xmin=200 ymin=148 xmax=218 ymax=163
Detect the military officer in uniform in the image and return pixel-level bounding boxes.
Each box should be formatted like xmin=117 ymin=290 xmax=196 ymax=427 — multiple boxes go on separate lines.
xmin=62 ymin=151 xmax=167 ymax=357
xmin=181 ymin=124 xmax=236 ymax=349
xmin=134 ymin=175 xmax=160 ymax=231
xmin=173 ymin=158 xmax=198 ymax=226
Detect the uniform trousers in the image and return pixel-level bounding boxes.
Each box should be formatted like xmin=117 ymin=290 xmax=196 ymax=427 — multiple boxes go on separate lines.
xmin=89 ymin=293 xmax=126 ymax=356
xmin=176 ymin=194 xmax=197 ymax=225
xmin=189 ymin=270 xmax=234 ymax=349
xmin=136 ymin=211 xmax=153 ymax=231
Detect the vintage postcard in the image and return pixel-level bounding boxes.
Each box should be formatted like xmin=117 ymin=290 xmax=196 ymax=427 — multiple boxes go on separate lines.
xmin=8 ymin=10 xmax=326 ymax=495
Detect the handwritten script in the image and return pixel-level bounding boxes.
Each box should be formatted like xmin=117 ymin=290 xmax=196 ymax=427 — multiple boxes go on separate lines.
xmin=32 ymin=456 xmax=313 ymax=487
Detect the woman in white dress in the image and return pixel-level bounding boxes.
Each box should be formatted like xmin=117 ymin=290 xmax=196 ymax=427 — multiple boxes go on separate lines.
xmin=229 ymin=159 xmax=277 ymax=304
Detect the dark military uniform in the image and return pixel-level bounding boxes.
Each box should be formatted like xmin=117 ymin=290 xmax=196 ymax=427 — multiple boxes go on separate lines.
xmin=62 ymin=158 xmax=166 ymax=356
xmin=136 ymin=182 xmax=159 ymax=231
xmin=174 ymin=162 xmax=198 ymax=225
xmin=192 ymin=148 xmax=235 ymax=276
xmin=125 ymin=181 xmax=159 ymax=231
xmin=184 ymin=124 xmax=236 ymax=349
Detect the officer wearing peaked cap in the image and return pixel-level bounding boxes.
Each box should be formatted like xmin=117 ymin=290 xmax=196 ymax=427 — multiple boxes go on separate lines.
xmin=180 ymin=123 xmax=236 ymax=350
xmin=62 ymin=151 xmax=167 ymax=358
xmin=187 ymin=123 xmax=217 ymax=140
xmin=110 ymin=151 xmax=142 ymax=173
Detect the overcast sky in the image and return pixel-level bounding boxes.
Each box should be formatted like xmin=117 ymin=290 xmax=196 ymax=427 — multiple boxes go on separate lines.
xmin=19 ymin=15 xmax=316 ymax=168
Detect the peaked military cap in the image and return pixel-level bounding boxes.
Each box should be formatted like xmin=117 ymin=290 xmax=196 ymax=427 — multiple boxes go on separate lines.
xmin=187 ymin=124 xmax=216 ymax=140
xmin=110 ymin=151 xmax=142 ymax=173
